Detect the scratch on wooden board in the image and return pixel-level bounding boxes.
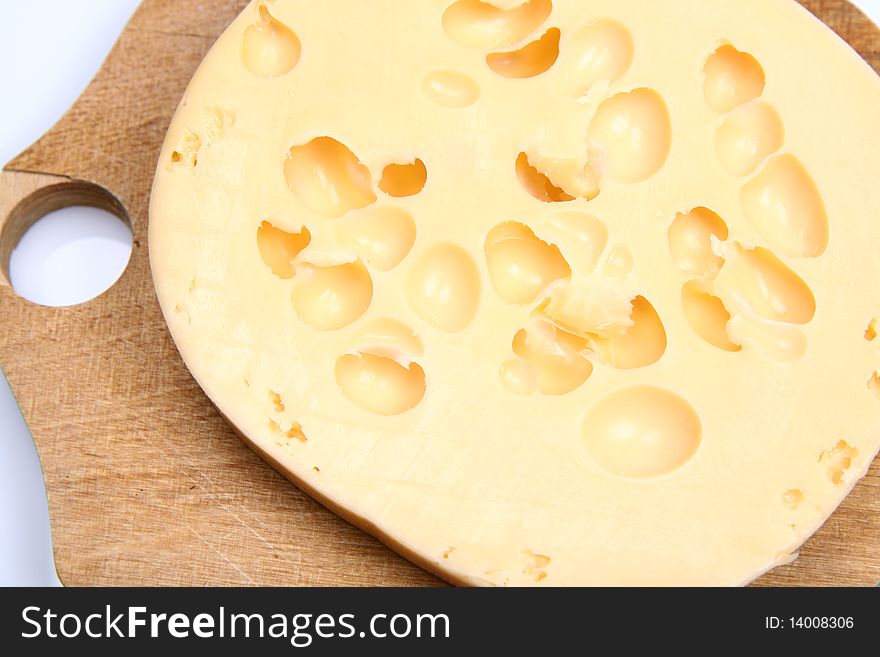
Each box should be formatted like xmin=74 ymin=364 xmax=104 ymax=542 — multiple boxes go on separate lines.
xmin=139 ymin=28 xmax=216 ymax=42
xmin=89 ymin=148 xmax=146 ymax=174
xmin=187 ymin=524 xmax=256 ymax=585
xmin=140 ymin=430 xmax=289 ymax=559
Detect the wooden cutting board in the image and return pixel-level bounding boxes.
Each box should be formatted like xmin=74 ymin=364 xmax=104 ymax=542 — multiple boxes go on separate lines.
xmin=0 ymin=0 xmax=877 ymax=587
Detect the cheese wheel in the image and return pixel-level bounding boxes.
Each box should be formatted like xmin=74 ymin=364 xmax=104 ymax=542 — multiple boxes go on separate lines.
xmin=150 ymin=0 xmax=880 ymax=586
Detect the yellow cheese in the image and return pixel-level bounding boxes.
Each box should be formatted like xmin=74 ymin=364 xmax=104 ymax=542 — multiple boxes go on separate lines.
xmin=149 ymin=0 xmax=880 ymax=585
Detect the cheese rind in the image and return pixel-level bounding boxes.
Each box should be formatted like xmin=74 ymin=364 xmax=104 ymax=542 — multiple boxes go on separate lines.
xmin=150 ymin=0 xmax=880 ymax=586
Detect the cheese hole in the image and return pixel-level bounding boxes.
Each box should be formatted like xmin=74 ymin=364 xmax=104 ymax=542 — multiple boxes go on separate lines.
xmin=379 ymin=159 xmax=428 ymax=197
xmin=521 ymin=549 xmax=551 ymax=582
xmin=703 ymin=45 xmax=765 ymax=113
xmin=256 ymin=220 xmax=311 ymax=279
xmin=485 ymin=221 xmax=571 ymax=305
xmin=487 ymin=28 xmax=560 ymax=79
xmin=335 ymin=353 xmax=426 ymax=416
xmin=540 ymin=279 xmax=641 ymax=348
xmin=681 ymin=281 xmax=741 ymax=352
xmin=286 ymin=423 xmax=307 ymax=443
xmin=589 ymin=88 xmax=671 ymax=184
xmin=3 ymin=183 xmax=132 ymax=307
xmin=522 ymin=549 xmax=551 ymax=570
xmin=268 ymin=419 xmax=307 ymax=444
xmin=499 ymin=358 xmax=539 ymax=395
xmin=582 ymin=386 xmax=702 ymax=478
xmin=485 ymin=220 xmax=538 ymax=248
xmin=516 ymin=152 xmax=575 ymax=203
xmin=667 ymin=207 xmax=728 ymax=277
xmin=866 ymin=319 xmax=878 ymax=342
xmin=782 ymin=489 xmax=804 ymax=511
xmin=590 ymin=296 xmax=667 ymax=369
xmin=441 ymin=0 xmax=553 ymax=49
xmin=284 ymin=137 xmax=377 ymax=218
xmin=542 ymin=211 xmax=608 ymax=273
xmin=355 ymin=318 xmax=424 ymax=360
xmin=269 ymin=390 xmax=285 ymax=413
xmin=720 ymin=246 xmax=816 ymax=325
xmin=334 ymin=206 xmax=416 ymax=272
xmin=553 ymin=19 xmax=633 ymax=98
xmin=819 ymin=440 xmax=857 ymax=485
xmin=741 ymin=154 xmax=829 ymax=258
xmin=529 ymin=155 xmax=602 ymax=201
xmin=242 ymin=4 xmax=302 ymax=78
xmin=170 ymin=129 xmax=201 ymax=168
xmin=406 ymin=243 xmax=481 ymax=333
xmin=513 ymin=323 xmax=593 ymax=395
xmin=868 ymin=372 xmax=880 ymax=398
xmin=422 ymin=70 xmax=481 ymax=108
xmin=727 ymin=314 xmax=808 ymax=363
xmin=715 ymin=102 xmax=784 ymax=177
xmin=291 ymin=260 xmax=373 ymax=331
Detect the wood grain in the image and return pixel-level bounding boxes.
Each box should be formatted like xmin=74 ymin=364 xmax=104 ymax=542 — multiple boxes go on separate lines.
xmin=0 ymin=0 xmax=876 ymax=587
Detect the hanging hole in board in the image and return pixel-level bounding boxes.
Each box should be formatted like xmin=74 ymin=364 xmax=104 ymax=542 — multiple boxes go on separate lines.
xmin=1 ymin=181 xmax=132 ymax=307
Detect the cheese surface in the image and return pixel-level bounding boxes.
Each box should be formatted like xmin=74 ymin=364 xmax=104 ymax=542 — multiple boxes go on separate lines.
xmin=149 ymin=0 xmax=880 ymax=585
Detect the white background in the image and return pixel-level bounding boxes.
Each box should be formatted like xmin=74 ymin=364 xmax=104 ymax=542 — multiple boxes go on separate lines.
xmin=1 ymin=0 xmax=879 ymax=586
